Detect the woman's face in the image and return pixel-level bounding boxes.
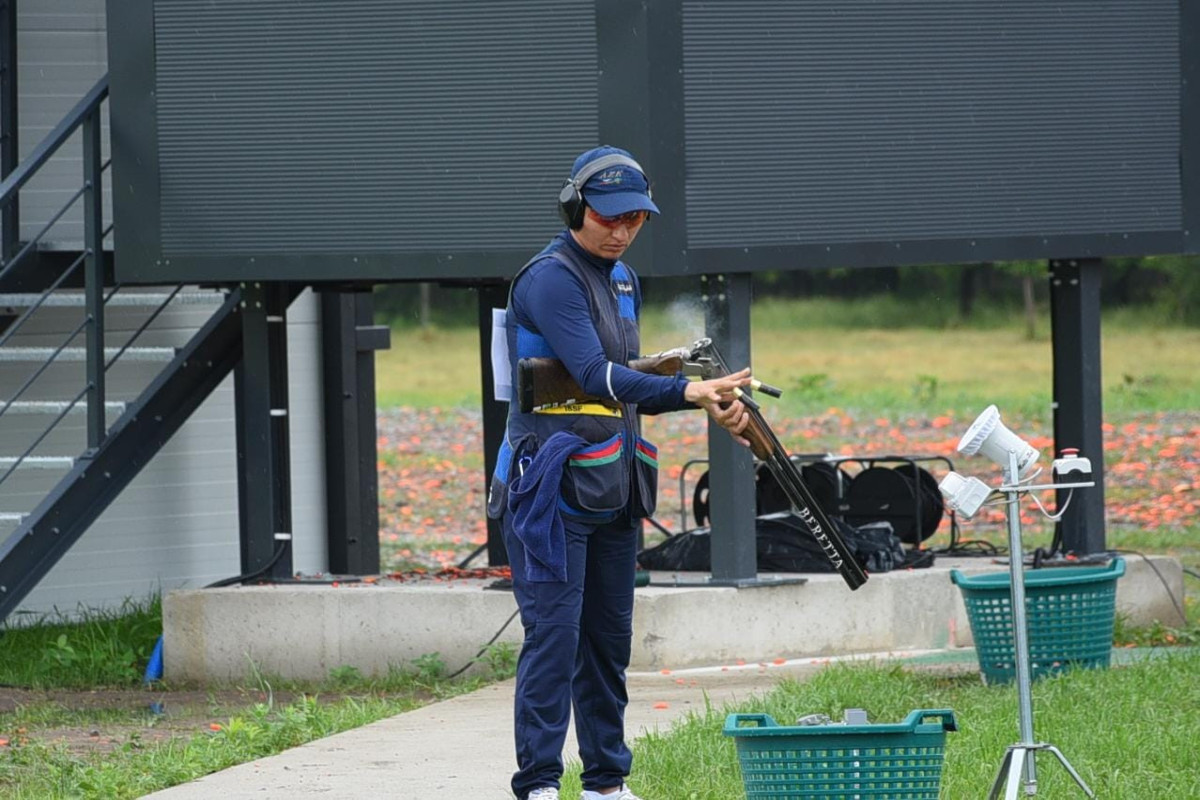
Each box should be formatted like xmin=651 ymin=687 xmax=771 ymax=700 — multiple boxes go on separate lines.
xmin=571 ymin=207 xmax=648 ymax=260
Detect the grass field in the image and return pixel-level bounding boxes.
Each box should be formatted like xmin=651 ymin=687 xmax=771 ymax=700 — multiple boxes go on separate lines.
xmin=560 ymin=653 xmax=1200 ymax=799
xmin=386 ymin=297 xmax=1193 ymax=797
xmin=4 ymin=297 xmax=1195 ymax=798
xmin=0 ymin=599 xmax=516 ymax=799
xmin=377 ymin=297 xmax=1200 ymax=417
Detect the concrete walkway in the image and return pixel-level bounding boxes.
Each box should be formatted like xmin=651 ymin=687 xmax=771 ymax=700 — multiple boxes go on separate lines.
xmin=142 ymin=651 xmax=946 ymax=799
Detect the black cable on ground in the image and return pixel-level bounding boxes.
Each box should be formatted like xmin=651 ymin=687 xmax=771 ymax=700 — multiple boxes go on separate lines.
xmin=1109 ymin=548 xmax=1190 ymax=624
xmin=445 ymin=608 xmax=521 ymax=680
xmin=643 ymin=515 xmax=675 ymax=539
xmin=205 ymin=542 xmax=289 ymax=588
xmin=935 ymin=539 xmax=1003 ymax=557
xmin=1050 ymin=519 xmax=1066 ymax=557
xmin=457 ymin=541 xmax=488 ymax=570
xmin=446 ymin=551 xmax=667 ymax=681
xmin=931 ymin=516 xmax=1003 ymax=557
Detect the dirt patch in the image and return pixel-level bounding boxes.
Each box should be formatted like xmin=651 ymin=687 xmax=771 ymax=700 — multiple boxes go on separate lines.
xmin=376 ymin=408 xmax=1200 ymax=569
xmin=0 ymin=686 xmax=344 ymax=756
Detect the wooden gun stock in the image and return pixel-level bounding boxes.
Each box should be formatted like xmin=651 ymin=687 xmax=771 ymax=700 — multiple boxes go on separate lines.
xmin=738 ymin=413 xmax=780 ymax=464
xmin=517 ymin=353 xmax=685 ymax=413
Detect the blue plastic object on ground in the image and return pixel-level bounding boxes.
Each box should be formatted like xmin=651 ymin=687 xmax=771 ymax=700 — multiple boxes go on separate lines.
xmin=143 ymin=634 xmax=164 ymax=684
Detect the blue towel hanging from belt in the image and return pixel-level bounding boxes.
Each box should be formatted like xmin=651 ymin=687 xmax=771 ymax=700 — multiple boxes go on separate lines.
xmin=506 ymin=431 xmax=588 ymax=582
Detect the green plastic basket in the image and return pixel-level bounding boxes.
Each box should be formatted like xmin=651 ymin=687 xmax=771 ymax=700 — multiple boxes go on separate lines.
xmin=723 ymin=709 xmax=957 ymax=799
xmin=950 ymin=557 xmax=1125 ymax=685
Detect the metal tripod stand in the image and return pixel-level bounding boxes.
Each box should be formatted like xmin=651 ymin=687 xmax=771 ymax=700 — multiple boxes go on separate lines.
xmin=987 ymin=451 xmax=1095 ymax=799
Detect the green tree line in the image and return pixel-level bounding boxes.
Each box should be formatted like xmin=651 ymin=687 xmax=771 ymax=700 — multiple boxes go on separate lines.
xmin=375 ymin=257 xmax=1200 ymax=329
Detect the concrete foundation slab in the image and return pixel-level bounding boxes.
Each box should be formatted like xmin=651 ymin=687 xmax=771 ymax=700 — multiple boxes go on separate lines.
xmin=163 ymin=555 xmax=1184 ymax=683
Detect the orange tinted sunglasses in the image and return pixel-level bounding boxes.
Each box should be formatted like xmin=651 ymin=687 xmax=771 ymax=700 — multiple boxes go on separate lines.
xmin=586 ymin=208 xmax=649 ymax=228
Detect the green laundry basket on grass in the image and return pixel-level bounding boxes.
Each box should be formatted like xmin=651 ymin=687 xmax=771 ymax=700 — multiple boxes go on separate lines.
xmin=951 ymin=556 xmax=1125 ymax=685
xmin=723 ymin=709 xmax=957 ymax=799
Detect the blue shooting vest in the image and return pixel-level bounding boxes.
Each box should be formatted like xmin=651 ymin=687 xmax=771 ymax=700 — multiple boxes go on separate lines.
xmin=488 ymin=236 xmax=656 ymax=525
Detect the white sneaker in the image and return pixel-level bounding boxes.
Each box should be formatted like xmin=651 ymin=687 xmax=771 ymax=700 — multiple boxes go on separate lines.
xmin=529 ymin=788 xmax=560 ymax=800
xmin=580 ymin=787 xmax=643 ymax=800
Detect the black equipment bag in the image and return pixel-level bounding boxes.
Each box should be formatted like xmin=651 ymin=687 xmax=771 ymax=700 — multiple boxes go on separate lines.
xmin=638 ymin=512 xmax=911 ymax=574
xmin=691 ymin=460 xmax=852 ymax=527
xmin=844 ymin=464 xmax=944 ymax=545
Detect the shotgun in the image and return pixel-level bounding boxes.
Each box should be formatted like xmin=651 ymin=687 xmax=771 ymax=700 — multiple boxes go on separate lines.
xmin=517 ymin=347 xmax=693 ymax=413
xmin=517 ymin=338 xmax=868 ymax=590
xmin=518 ymin=346 xmax=783 ymax=413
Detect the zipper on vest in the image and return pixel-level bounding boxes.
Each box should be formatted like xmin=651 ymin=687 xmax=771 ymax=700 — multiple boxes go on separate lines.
xmin=610 ymin=272 xmax=640 ymax=511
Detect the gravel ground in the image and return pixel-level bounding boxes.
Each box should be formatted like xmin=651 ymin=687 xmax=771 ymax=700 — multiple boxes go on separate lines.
xmin=376 ymin=407 xmax=1199 ymax=570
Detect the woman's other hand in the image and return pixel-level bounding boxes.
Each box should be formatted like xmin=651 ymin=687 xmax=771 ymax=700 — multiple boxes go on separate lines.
xmin=683 ymin=367 xmax=753 ymax=446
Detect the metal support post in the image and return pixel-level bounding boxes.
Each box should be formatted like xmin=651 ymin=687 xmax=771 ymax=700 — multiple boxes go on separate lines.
xmin=320 ymin=289 xmax=387 ymax=575
xmin=82 ymin=108 xmax=105 ymax=451
xmin=703 ymin=273 xmax=760 ymax=585
xmin=1005 ymin=451 xmax=1038 ymax=792
xmin=235 ymin=282 xmax=293 ymax=580
xmin=1048 ymin=259 xmax=1106 ymax=554
xmin=477 ymin=281 xmax=511 ymax=567
xmin=266 ymin=284 xmax=293 ymax=578
xmin=986 ymin=451 xmax=1094 ymax=799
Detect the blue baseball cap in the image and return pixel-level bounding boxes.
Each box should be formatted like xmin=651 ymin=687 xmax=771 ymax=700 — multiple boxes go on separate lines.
xmin=571 ymin=145 xmax=660 ymax=217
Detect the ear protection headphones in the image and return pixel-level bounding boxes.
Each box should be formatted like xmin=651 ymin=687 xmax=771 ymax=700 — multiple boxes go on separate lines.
xmin=558 ymin=153 xmax=650 ymax=230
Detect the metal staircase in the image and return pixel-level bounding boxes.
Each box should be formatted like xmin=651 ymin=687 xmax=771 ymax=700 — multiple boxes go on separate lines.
xmin=0 ymin=289 xmax=225 ymax=530
xmin=0 ymin=75 xmax=265 ymax=619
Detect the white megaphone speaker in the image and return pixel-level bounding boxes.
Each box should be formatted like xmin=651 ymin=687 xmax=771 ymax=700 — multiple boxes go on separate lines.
xmin=956 ymin=405 xmax=1040 ymax=478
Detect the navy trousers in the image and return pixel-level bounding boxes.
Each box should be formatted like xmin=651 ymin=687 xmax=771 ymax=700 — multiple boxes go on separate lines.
xmin=503 ymin=511 xmax=638 ymax=800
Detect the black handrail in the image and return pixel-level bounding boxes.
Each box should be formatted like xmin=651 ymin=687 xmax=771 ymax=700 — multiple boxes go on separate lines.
xmin=0 ymin=283 xmax=120 ymax=426
xmin=0 ymin=74 xmax=199 ymax=496
xmin=0 ymin=280 xmax=207 ymax=486
xmin=103 ymin=286 xmax=184 ymax=370
xmin=0 ymin=184 xmax=87 ymax=277
xmin=0 ymin=73 xmax=117 ymax=463
xmin=0 ymin=385 xmax=88 ymax=491
xmin=0 ymin=75 xmax=108 ymax=208
xmin=0 ymin=253 xmax=86 ymax=350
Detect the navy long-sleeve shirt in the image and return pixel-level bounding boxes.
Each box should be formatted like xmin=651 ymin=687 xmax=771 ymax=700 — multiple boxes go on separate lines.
xmin=511 ymin=232 xmax=690 ymax=414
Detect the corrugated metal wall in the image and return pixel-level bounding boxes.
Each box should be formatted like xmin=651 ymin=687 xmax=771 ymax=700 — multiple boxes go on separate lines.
xmin=151 ymin=0 xmax=598 ymax=256
xmin=13 ymin=0 xmax=111 ymax=248
xmin=680 ymin=0 xmax=1181 ymax=248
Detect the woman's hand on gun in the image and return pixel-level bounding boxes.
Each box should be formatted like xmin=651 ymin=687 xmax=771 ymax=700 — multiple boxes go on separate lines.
xmin=684 ymin=367 xmax=753 ymax=446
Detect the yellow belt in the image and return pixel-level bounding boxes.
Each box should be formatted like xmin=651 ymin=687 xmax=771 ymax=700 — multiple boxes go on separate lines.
xmin=534 ymin=402 xmax=622 ymax=417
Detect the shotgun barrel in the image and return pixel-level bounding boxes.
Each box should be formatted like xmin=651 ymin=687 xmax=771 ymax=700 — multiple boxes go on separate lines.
xmin=689 ymin=339 xmax=868 ymax=590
